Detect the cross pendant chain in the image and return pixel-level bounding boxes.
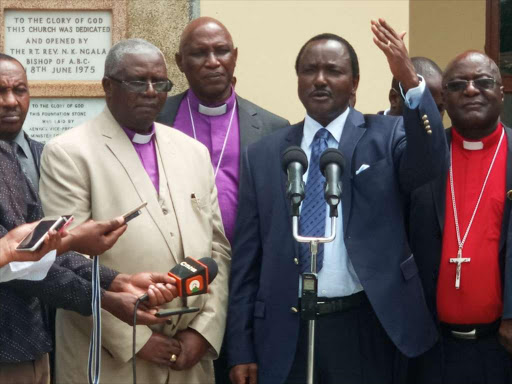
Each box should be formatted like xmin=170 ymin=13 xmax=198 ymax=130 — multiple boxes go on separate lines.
xmin=449 ymin=248 xmax=471 ymax=289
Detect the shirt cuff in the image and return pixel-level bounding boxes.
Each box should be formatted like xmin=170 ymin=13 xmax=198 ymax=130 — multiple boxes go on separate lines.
xmin=399 ymin=74 xmax=425 ymax=110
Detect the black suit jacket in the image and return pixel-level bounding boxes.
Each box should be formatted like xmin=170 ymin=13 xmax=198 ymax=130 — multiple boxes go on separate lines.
xmin=0 ymin=139 xmax=117 ymax=363
xmin=156 ymin=91 xmax=290 ymax=169
xmin=408 ymin=126 xmax=512 ymax=320
xmin=227 ymin=88 xmax=447 ymax=384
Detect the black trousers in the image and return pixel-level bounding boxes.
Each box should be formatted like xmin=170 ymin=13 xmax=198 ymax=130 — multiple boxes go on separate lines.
xmin=409 ymin=333 xmax=512 ymax=384
xmin=285 ymin=301 xmax=405 ymax=384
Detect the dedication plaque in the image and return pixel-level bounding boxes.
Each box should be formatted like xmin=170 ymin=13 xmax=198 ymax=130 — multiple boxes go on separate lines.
xmin=24 ymin=98 xmax=106 ymax=143
xmin=4 ymin=10 xmax=112 ymax=81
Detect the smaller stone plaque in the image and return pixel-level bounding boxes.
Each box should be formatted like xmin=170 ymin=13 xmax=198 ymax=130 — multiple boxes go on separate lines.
xmin=24 ymin=98 xmax=105 ymax=143
xmin=5 ymin=10 xmax=112 ymax=81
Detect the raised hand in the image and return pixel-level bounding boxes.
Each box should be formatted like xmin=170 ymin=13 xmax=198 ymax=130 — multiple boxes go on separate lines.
xmin=371 ymin=18 xmax=419 ymax=91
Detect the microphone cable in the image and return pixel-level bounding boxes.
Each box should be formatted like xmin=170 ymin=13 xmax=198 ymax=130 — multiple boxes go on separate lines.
xmin=132 ymin=297 xmax=143 ymax=384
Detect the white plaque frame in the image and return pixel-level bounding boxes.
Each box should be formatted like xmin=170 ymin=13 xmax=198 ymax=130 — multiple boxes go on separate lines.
xmin=0 ymin=0 xmax=127 ymax=98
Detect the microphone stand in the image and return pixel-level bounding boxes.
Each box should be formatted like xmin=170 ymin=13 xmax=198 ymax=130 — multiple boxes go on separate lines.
xmin=292 ymin=214 xmax=336 ymax=384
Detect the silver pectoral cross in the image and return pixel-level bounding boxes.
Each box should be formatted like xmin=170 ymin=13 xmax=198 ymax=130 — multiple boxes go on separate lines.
xmin=449 ymin=248 xmax=471 ymax=289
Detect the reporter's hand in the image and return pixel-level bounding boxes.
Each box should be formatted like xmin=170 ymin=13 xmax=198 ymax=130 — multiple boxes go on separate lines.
xmin=230 ymin=363 xmax=258 ymax=384
xmin=499 ymin=319 xmax=512 ymax=354
xmin=137 ymin=332 xmax=182 ymax=366
xmin=109 ymin=272 xmax=178 ymax=307
xmin=170 ymin=328 xmax=210 ymax=371
xmin=0 ymin=222 xmax=63 ymax=267
xmin=371 ymin=18 xmax=418 ymax=92
xmin=63 ymin=217 xmax=127 ymax=256
xmin=101 ymin=291 xmax=172 ymax=326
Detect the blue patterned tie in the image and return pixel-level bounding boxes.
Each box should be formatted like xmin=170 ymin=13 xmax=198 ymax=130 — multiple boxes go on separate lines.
xmin=299 ymin=128 xmax=330 ymax=273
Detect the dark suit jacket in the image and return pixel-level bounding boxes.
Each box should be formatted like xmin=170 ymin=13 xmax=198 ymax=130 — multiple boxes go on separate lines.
xmin=408 ymin=126 xmax=512 ymax=321
xmin=226 ymin=88 xmax=447 ymax=384
xmin=156 ymin=91 xmax=290 ymax=169
xmin=0 ymin=138 xmax=117 ymax=363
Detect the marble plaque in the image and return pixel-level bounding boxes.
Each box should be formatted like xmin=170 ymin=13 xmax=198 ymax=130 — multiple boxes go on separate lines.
xmin=4 ymin=10 xmax=111 ymax=81
xmin=24 ymin=98 xmax=105 ymax=143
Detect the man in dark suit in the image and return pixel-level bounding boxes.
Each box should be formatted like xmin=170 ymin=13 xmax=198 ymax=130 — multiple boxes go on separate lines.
xmin=226 ymin=19 xmax=447 ymax=384
xmin=408 ymin=51 xmax=512 ymax=384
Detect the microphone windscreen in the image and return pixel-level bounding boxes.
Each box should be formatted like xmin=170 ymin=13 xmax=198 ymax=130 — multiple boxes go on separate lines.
xmin=319 ymin=148 xmax=345 ymax=175
xmin=197 ymin=257 xmax=218 ymax=283
xmin=281 ymin=146 xmax=308 ymax=173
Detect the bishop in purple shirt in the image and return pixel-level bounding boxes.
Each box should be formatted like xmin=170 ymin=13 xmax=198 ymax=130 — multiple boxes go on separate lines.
xmin=157 ymin=17 xmax=288 ymax=246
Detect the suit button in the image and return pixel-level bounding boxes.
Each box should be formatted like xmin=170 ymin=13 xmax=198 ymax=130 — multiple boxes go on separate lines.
xmin=422 ymin=114 xmax=428 ymax=121
xmin=290 ymin=307 xmax=298 ymax=313
xmin=294 ymin=258 xmax=299 ymax=265
xmin=162 ymin=208 xmax=169 ymax=215
xmin=507 ymin=190 xmax=512 ymax=200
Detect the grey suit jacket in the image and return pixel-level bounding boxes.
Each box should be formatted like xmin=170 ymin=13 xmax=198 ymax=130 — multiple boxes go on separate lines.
xmin=156 ymin=91 xmax=289 ymax=166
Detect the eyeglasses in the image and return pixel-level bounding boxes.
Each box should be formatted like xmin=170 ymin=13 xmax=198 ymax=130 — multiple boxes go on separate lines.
xmin=107 ymin=76 xmax=173 ymax=93
xmin=444 ymin=78 xmax=499 ymax=93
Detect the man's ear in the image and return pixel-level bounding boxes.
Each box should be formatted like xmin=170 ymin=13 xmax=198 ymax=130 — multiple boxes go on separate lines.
xmin=352 ymin=75 xmax=360 ymax=93
xmin=175 ymin=52 xmax=184 ymax=73
xmin=102 ymin=77 xmax=112 ymax=97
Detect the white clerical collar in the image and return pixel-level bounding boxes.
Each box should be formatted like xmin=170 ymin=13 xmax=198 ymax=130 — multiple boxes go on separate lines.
xmin=198 ymin=103 xmax=227 ymax=116
xmin=462 ymin=140 xmax=484 ymax=151
xmin=132 ymin=131 xmax=154 ymax=144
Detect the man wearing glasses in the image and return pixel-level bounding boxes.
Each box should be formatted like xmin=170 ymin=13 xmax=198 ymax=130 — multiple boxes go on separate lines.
xmin=408 ymin=51 xmax=512 ymax=383
xmin=39 ymin=39 xmax=230 ymax=384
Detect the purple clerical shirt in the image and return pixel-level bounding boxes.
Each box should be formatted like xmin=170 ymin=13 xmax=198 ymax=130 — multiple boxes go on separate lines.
xmin=173 ymin=89 xmax=240 ymax=242
xmin=122 ymin=124 xmax=159 ymax=192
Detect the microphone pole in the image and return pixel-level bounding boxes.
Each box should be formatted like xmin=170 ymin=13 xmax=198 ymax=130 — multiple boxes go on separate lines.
xmin=284 ymin=147 xmax=345 ymax=384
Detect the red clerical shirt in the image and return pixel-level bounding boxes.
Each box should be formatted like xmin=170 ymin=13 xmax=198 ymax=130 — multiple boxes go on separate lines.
xmin=437 ymin=123 xmax=506 ymax=324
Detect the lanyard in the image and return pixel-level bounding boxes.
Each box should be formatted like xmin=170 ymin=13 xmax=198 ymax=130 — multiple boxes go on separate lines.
xmin=186 ymin=97 xmax=237 ymax=179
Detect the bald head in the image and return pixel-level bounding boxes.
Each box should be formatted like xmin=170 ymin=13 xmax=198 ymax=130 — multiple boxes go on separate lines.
xmin=176 ymin=17 xmax=238 ymax=104
xmin=444 ymin=50 xmax=501 ymax=85
xmin=442 ymin=50 xmax=504 ymax=139
xmin=179 ymin=17 xmax=234 ymax=54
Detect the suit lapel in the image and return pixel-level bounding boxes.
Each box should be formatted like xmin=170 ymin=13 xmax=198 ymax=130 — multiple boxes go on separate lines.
xmin=165 ymin=92 xmax=186 ymax=126
xmin=100 ymin=111 xmax=178 ymax=262
xmin=237 ymin=96 xmax=261 ymax=151
xmin=431 ymin=130 xmax=450 ymax=234
xmin=338 ymin=109 xmax=366 ymax=234
xmin=499 ymin=126 xmax=512 ymax=254
xmin=153 ymin=126 xmax=187 ymax=264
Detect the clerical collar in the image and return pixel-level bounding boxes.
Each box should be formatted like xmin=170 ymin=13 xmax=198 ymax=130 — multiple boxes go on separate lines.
xmin=187 ymin=87 xmax=236 ymax=116
xmin=199 ymin=103 xmax=227 ymax=116
xmin=122 ymin=124 xmax=155 ymax=145
xmin=452 ymin=123 xmax=504 ymax=151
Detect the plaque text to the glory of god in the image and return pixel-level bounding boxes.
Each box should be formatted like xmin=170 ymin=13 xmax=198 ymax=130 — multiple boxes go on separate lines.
xmin=5 ymin=10 xmax=112 ymax=81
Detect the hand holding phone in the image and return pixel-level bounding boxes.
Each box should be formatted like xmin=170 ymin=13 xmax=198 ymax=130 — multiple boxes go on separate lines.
xmin=122 ymin=202 xmax=147 ymax=224
xmin=16 ymin=216 xmax=72 ymax=252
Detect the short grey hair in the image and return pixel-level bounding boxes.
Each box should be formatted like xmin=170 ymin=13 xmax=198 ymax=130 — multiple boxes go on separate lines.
xmin=104 ymin=38 xmax=165 ymax=77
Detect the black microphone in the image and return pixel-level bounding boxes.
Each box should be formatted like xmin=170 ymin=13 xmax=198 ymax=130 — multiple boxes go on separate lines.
xmin=319 ymin=148 xmax=345 ymax=217
xmin=139 ymin=257 xmax=218 ymax=302
xmin=282 ymin=146 xmax=308 ymax=216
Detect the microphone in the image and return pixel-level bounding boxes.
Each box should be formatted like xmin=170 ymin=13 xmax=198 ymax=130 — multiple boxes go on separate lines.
xmin=139 ymin=257 xmax=218 ymax=302
xmin=282 ymin=146 xmax=308 ymax=216
xmin=319 ymin=148 xmax=345 ymax=217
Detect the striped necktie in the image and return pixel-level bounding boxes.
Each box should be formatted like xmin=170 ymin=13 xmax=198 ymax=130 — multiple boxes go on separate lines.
xmin=299 ymin=128 xmax=330 ymax=273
